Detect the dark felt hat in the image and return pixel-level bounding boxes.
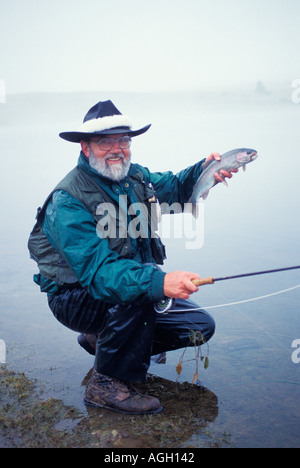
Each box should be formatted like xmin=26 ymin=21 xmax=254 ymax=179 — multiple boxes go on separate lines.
xmin=59 ymin=100 xmax=151 ymax=143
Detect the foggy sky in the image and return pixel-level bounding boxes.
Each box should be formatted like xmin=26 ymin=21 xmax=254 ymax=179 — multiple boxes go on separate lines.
xmin=1 ymin=0 xmax=300 ymax=94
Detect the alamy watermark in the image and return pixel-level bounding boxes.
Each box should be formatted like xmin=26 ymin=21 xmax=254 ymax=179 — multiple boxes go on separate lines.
xmin=0 ymin=79 xmax=6 ymax=104
xmin=291 ymin=339 xmax=300 ymax=364
xmin=0 ymin=338 xmax=6 ymax=364
xmin=291 ymin=79 xmax=300 ymax=104
xmin=95 ymin=196 xmax=205 ymax=250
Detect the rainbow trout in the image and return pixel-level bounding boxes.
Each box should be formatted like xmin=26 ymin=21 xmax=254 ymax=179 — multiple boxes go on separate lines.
xmin=189 ymin=148 xmax=258 ymax=204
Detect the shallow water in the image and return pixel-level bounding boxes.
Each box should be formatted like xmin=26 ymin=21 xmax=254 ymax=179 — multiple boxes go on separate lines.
xmin=0 ymin=90 xmax=300 ymax=448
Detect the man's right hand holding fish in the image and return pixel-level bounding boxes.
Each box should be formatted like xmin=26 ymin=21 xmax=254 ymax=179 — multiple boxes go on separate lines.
xmin=204 ymin=152 xmax=239 ymax=185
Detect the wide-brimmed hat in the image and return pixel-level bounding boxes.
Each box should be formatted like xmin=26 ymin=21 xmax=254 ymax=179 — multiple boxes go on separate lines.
xmin=59 ymin=100 xmax=151 ymax=143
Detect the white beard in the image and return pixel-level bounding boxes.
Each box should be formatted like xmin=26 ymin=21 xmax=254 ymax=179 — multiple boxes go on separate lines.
xmin=89 ymin=150 xmax=131 ymax=181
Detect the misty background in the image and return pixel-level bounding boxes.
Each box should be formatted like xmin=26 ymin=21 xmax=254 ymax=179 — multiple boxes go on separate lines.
xmin=1 ymin=0 xmax=300 ymax=94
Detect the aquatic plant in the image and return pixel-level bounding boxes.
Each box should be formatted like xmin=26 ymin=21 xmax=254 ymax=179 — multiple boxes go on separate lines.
xmin=176 ymin=330 xmax=209 ymax=384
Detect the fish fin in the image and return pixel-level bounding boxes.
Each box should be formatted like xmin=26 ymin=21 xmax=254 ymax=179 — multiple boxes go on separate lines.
xmin=201 ymin=190 xmax=210 ymax=200
xmin=243 ymin=165 xmax=246 ymax=172
xmin=221 ymin=179 xmax=229 ymax=187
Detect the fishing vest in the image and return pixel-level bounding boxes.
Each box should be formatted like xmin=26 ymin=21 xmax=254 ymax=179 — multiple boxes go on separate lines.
xmin=28 ymin=165 xmax=166 ymax=286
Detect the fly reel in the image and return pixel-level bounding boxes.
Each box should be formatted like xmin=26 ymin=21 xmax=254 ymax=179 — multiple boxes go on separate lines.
xmin=154 ymin=297 xmax=175 ymax=314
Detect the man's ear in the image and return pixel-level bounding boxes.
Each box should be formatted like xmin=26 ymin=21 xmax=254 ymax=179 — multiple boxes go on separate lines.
xmin=81 ymin=140 xmax=90 ymax=157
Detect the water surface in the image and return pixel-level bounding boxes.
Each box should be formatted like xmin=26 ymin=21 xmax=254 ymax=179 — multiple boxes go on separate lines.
xmin=0 ymin=90 xmax=299 ymax=447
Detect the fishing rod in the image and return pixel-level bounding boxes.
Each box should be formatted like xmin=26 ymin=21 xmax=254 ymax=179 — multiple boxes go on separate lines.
xmin=154 ymin=265 xmax=300 ymax=313
xmin=192 ymin=265 xmax=300 ymax=286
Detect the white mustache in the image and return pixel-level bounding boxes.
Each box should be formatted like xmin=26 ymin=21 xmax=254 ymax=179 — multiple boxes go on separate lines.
xmin=104 ymin=153 xmax=124 ymax=161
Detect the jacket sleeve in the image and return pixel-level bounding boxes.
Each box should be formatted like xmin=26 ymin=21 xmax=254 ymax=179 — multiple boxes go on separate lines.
xmin=42 ymin=190 xmax=166 ymax=304
xmin=137 ymin=159 xmax=206 ymax=206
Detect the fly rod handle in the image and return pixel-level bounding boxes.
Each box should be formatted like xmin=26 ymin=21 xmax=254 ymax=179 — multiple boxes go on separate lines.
xmin=192 ymin=277 xmax=214 ymax=286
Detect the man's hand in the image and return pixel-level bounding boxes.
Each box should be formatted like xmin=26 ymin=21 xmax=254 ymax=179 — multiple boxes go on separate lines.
xmin=163 ymin=271 xmax=201 ymax=299
xmin=204 ymin=152 xmax=238 ymax=184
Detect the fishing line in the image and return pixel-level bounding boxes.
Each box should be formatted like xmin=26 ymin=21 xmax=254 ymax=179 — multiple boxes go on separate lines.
xmin=181 ymin=283 xmax=300 ymax=355
xmin=171 ymin=283 xmax=300 ymax=356
xmin=209 ymin=284 xmax=293 ymax=352
xmin=155 ymin=266 xmax=300 ymax=313
xmin=168 ymin=284 xmax=300 ymax=312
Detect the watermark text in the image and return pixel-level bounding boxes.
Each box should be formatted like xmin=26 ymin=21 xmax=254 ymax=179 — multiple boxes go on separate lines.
xmin=96 ymin=196 xmax=204 ymax=250
xmin=291 ymin=339 xmax=300 ymax=364
xmin=0 ymin=338 xmax=6 ymax=364
xmin=0 ymin=79 xmax=6 ymax=104
xmin=291 ymin=79 xmax=300 ymax=104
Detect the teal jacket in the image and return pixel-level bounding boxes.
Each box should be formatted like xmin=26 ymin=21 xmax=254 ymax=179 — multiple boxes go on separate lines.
xmin=35 ymin=152 xmax=205 ymax=305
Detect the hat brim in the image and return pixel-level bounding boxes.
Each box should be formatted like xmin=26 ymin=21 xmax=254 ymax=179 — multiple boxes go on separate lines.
xmin=59 ymin=124 xmax=151 ymax=143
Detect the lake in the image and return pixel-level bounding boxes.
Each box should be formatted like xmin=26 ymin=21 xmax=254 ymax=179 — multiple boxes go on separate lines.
xmin=0 ymin=88 xmax=299 ymax=448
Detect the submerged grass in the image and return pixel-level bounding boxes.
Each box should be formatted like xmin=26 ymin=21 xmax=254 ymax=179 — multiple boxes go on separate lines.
xmin=0 ymin=366 xmax=232 ymax=448
xmin=0 ymin=366 xmax=89 ymax=448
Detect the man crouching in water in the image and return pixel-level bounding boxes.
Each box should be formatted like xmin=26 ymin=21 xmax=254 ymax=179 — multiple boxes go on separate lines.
xmin=28 ymin=100 xmax=235 ymax=414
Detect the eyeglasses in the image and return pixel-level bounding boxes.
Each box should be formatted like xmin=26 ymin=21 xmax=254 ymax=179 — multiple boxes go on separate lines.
xmin=91 ymin=136 xmax=132 ymax=151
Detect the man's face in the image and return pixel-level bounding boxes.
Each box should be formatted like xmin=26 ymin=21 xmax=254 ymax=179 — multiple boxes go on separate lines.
xmin=81 ymin=133 xmax=132 ymax=181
